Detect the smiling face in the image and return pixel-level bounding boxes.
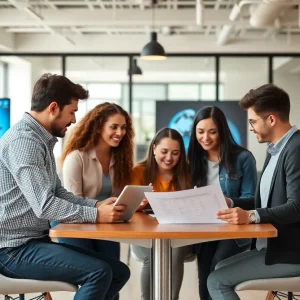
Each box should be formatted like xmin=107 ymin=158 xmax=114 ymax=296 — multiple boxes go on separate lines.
xmin=195 ymin=117 xmax=220 ymax=152
xmin=99 ymin=113 xmax=127 ymax=147
xmin=49 ymin=99 xmax=78 ymax=138
xmin=248 ymin=107 xmax=272 ymax=143
xmin=153 ymin=137 xmax=181 ymax=171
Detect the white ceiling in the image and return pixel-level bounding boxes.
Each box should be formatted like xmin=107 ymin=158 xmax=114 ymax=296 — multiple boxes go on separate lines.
xmin=0 ymin=0 xmax=300 ymax=52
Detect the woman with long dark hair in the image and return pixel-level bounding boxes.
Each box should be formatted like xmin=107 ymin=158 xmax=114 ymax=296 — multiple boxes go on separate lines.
xmin=187 ymin=106 xmax=257 ymax=300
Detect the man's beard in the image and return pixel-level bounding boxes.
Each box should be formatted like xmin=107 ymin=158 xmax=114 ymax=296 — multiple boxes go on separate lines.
xmin=51 ymin=122 xmax=71 ymax=138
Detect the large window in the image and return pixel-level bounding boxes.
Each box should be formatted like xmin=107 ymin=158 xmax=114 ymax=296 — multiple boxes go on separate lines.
xmin=2 ymin=53 xmax=296 ymax=170
xmin=66 ymin=56 xmax=129 ymax=113
xmin=219 ymin=57 xmax=268 ymax=101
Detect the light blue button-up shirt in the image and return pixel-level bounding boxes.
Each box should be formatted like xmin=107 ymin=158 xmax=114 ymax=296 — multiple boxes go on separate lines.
xmin=256 ymin=125 xmax=298 ymax=250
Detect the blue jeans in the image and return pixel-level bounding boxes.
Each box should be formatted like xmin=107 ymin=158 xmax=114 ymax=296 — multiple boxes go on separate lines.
xmin=50 ymin=221 xmax=120 ymax=260
xmin=0 ymin=237 xmax=130 ymax=300
xmin=50 ymin=221 xmax=121 ymax=300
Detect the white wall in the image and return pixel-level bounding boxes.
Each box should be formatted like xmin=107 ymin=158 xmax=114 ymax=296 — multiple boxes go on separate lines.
xmin=274 ymin=73 xmax=300 ymax=129
xmin=220 ymin=58 xmax=269 ymax=171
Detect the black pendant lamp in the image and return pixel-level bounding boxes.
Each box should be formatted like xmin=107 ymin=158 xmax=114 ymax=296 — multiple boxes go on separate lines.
xmin=128 ymin=58 xmax=143 ymax=76
xmin=140 ymin=0 xmax=166 ymax=60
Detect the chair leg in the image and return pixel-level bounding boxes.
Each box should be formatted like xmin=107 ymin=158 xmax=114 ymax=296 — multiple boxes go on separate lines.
xmin=19 ymin=294 xmax=25 ymax=300
xmin=44 ymin=292 xmax=53 ymax=300
xmin=126 ymin=245 xmax=131 ymax=266
xmin=265 ymin=291 xmax=274 ymax=300
xmin=287 ymin=292 xmax=293 ymax=300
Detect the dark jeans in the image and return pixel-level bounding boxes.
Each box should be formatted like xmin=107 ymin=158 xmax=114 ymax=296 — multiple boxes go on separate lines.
xmin=197 ymin=239 xmax=249 ymax=300
xmin=0 ymin=237 xmax=130 ymax=300
xmin=50 ymin=221 xmax=121 ymax=300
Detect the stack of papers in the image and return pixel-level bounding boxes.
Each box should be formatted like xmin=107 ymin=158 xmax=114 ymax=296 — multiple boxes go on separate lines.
xmin=145 ymin=184 xmax=228 ymax=224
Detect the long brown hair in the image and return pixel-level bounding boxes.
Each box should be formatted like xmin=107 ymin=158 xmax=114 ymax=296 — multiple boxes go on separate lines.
xmin=137 ymin=128 xmax=190 ymax=191
xmin=62 ymin=102 xmax=134 ymax=189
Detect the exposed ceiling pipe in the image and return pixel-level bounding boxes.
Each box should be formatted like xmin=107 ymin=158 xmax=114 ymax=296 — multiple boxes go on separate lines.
xmin=218 ymin=0 xmax=299 ymax=46
xmin=196 ymin=0 xmax=203 ymax=26
xmin=249 ymin=2 xmax=287 ymax=27
xmin=229 ymin=0 xmax=299 ymax=27
xmin=217 ymin=24 xmax=234 ymax=45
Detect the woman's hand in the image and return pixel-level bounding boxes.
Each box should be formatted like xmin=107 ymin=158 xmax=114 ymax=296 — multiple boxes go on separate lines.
xmin=136 ymin=182 xmax=153 ymax=211
xmin=136 ymin=198 xmax=149 ymax=211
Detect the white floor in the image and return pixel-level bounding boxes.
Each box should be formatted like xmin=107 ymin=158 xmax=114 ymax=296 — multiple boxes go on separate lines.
xmin=0 ymin=243 xmax=268 ymax=300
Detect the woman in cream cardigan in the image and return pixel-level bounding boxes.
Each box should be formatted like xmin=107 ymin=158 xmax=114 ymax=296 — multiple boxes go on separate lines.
xmin=51 ymin=102 xmax=134 ymax=298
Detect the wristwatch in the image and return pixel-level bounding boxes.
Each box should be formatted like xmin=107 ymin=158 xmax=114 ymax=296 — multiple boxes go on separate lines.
xmin=249 ymin=210 xmax=257 ymax=224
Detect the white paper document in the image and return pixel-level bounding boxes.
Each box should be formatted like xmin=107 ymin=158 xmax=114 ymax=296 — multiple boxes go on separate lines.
xmin=144 ymin=184 xmax=228 ymax=224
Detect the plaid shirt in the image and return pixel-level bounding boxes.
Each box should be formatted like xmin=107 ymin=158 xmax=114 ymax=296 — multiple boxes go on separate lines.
xmin=0 ymin=113 xmax=97 ymax=248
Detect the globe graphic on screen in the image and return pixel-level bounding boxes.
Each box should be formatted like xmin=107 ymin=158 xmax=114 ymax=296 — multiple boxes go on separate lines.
xmin=168 ymin=109 xmax=196 ymax=152
xmin=227 ymin=119 xmax=242 ymax=145
xmin=168 ymin=109 xmax=242 ymax=152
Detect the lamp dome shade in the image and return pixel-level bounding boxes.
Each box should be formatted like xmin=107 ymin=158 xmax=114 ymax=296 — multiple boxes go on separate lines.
xmin=140 ymin=32 xmax=166 ymax=60
xmin=128 ymin=58 xmax=142 ymax=75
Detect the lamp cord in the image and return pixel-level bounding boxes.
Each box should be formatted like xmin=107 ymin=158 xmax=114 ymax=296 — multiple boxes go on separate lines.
xmin=152 ymin=0 xmax=156 ymax=32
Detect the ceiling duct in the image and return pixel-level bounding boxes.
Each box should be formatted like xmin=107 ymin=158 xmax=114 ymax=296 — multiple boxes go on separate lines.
xmin=249 ymin=2 xmax=287 ymax=27
xmin=218 ymin=0 xmax=298 ymax=45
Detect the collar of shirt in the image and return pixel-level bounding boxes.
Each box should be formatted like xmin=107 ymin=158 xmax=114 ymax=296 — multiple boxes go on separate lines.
xmin=23 ymin=113 xmax=58 ymax=147
xmin=267 ymin=126 xmax=298 ymax=156
xmin=87 ymin=147 xmax=115 ymax=167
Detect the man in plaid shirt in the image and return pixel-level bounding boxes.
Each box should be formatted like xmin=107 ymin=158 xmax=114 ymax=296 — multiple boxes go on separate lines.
xmin=0 ymin=74 xmax=130 ymax=300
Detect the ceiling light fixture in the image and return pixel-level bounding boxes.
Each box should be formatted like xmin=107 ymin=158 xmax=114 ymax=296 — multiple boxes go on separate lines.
xmin=140 ymin=0 xmax=166 ymax=60
xmin=128 ymin=58 xmax=143 ymax=76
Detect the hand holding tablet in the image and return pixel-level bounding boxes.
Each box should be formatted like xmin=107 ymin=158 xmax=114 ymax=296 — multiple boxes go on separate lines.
xmin=113 ymin=185 xmax=153 ymax=221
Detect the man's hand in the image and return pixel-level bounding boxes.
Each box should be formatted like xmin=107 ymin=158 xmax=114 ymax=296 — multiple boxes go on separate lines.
xmin=96 ymin=197 xmax=127 ymax=223
xmin=216 ymin=207 xmax=250 ymax=225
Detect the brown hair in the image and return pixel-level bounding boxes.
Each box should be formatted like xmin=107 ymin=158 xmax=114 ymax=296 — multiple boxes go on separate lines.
xmin=239 ymin=83 xmax=290 ymax=122
xmin=137 ymin=128 xmax=191 ymax=191
xmin=31 ymin=73 xmax=89 ymax=112
xmin=62 ymin=102 xmax=134 ymax=189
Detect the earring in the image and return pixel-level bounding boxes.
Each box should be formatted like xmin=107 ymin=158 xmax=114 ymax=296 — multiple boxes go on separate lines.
xmin=153 ymin=152 xmax=156 ymax=156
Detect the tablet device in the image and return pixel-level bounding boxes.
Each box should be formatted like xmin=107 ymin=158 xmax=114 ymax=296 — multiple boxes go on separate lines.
xmin=113 ymin=185 xmax=153 ymax=221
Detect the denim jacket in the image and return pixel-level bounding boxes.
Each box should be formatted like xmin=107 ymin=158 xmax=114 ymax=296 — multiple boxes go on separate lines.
xmin=219 ymin=150 xmax=257 ymax=247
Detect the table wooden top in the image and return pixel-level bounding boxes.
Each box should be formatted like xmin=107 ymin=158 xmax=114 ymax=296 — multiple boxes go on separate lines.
xmin=49 ymin=212 xmax=277 ymax=240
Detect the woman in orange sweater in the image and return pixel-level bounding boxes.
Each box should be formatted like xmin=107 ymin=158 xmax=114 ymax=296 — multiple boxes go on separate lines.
xmin=131 ymin=127 xmax=192 ymax=300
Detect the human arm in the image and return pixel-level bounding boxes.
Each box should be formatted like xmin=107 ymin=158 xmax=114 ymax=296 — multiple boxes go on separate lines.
xmin=55 ymin=176 xmax=97 ymax=208
xmin=218 ymin=151 xmax=257 ymax=224
xmin=5 ymin=138 xmax=97 ymax=223
xmin=238 ymin=151 xmax=257 ymax=198
xmin=60 ymin=150 xmax=97 ymax=207
xmin=256 ymin=144 xmax=300 ymax=224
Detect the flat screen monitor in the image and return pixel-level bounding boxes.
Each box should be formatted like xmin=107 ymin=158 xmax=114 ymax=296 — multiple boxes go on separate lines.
xmin=0 ymin=98 xmax=10 ymax=138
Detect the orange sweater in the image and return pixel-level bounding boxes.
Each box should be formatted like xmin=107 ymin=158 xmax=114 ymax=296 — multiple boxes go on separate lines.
xmin=131 ymin=164 xmax=175 ymax=192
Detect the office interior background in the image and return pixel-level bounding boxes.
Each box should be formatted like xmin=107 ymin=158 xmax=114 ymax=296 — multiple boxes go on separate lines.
xmin=1 ymin=0 xmax=300 ymax=299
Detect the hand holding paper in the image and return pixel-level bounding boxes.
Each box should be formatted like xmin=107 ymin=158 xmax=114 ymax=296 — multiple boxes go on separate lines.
xmin=144 ymin=184 xmax=228 ymax=224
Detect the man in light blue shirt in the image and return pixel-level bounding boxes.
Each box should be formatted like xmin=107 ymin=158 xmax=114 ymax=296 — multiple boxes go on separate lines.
xmin=207 ymin=84 xmax=300 ymax=300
